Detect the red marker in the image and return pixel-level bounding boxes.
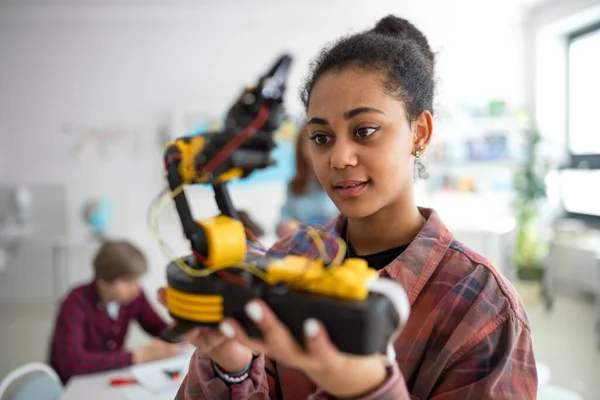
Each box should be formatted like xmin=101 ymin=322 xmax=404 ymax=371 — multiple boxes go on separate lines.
xmin=110 ymin=377 xmax=138 ymax=386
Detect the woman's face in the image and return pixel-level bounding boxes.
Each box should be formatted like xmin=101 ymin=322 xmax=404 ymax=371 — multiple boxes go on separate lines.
xmin=306 ymin=68 xmax=431 ymax=219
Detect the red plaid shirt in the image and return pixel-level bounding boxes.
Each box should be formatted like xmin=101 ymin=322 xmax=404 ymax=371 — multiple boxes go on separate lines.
xmin=176 ymin=208 xmax=537 ymax=399
xmin=49 ymin=281 xmax=168 ymax=383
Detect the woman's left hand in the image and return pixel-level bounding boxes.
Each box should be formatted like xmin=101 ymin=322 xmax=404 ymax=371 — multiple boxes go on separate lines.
xmin=219 ymin=299 xmax=389 ymax=398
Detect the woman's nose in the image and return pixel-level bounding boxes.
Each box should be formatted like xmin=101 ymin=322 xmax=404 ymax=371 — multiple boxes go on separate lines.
xmin=330 ymin=140 xmax=358 ymax=170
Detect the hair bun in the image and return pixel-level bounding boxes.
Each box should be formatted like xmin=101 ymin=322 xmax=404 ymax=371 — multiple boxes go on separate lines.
xmin=371 ymin=15 xmax=434 ymax=67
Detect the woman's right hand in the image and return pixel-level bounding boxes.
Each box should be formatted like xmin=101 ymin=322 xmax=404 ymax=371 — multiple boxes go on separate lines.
xmin=157 ymin=288 xmax=254 ymax=373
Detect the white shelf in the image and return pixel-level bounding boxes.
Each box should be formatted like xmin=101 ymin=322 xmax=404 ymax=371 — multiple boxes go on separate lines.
xmin=437 ymin=115 xmax=530 ymax=131
xmin=0 ymin=222 xmax=34 ymax=245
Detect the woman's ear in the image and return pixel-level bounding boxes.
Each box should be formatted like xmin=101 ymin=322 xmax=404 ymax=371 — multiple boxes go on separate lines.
xmin=412 ymin=110 xmax=433 ymax=150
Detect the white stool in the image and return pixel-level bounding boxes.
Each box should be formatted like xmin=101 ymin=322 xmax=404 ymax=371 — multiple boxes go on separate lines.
xmin=536 ymin=362 xmax=552 ymax=389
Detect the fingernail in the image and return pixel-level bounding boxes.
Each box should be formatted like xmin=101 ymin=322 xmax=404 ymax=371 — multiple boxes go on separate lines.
xmin=219 ymin=322 xmax=235 ymax=339
xmin=245 ymin=302 xmax=263 ymax=323
xmin=303 ymin=318 xmax=319 ymax=338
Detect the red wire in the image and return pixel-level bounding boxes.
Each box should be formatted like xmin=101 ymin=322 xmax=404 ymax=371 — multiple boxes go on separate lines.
xmin=217 ymin=270 xmax=247 ymax=286
xmin=192 ymin=250 xmax=246 ymax=286
xmin=164 ymin=153 xmax=181 ymax=169
xmin=202 ymin=104 xmax=271 ymax=174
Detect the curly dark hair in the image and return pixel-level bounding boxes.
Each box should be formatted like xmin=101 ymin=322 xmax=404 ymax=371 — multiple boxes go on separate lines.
xmin=300 ymin=15 xmax=435 ymax=179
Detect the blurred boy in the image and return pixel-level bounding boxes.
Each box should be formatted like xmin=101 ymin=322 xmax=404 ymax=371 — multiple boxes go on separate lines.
xmin=49 ymin=240 xmax=181 ymax=383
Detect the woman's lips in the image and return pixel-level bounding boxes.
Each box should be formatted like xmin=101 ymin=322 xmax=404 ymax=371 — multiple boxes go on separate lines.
xmin=333 ymin=180 xmax=369 ymax=198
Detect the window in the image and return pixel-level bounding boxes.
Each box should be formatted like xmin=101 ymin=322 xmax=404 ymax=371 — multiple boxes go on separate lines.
xmin=560 ymin=24 xmax=600 ymax=223
xmin=567 ymin=23 xmax=600 ymax=167
xmin=559 ymin=169 xmax=600 ymax=218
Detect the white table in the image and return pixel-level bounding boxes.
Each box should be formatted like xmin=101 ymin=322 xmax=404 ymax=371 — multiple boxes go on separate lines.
xmin=542 ymin=238 xmax=600 ymax=348
xmin=61 ymin=351 xmax=194 ymax=400
xmin=445 ymin=217 xmax=517 ymax=281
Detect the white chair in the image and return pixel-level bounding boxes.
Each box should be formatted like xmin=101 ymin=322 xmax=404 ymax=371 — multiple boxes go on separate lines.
xmin=536 ymin=362 xmax=552 ymax=389
xmin=535 ymin=362 xmax=585 ymax=400
xmin=0 ymin=362 xmax=63 ymax=400
xmin=538 ymin=385 xmax=585 ymax=400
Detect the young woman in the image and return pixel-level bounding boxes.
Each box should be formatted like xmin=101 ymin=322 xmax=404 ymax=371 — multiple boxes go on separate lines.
xmin=173 ymin=15 xmax=537 ymax=399
xmin=277 ymin=126 xmax=339 ymax=238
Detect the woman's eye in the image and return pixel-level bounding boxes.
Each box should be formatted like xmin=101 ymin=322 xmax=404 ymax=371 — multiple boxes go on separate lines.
xmin=310 ymin=135 xmax=331 ymax=145
xmin=355 ymin=126 xmax=380 ymax=138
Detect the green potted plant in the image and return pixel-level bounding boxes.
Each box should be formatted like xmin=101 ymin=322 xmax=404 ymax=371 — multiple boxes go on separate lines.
xmin=513 ymin=130 xmax=548 ymax=281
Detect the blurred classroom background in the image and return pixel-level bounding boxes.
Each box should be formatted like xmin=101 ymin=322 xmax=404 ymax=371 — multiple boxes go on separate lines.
xmin=1 ymin=0 xmax=600 ymax=398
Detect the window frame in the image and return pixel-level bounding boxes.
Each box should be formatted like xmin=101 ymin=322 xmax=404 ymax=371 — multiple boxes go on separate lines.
xmin=558 ymin=167 xmax=600 ymax=226
xmin=561 ymin=24 xmax=600 ymax=224
xmin=566 ymin=21 xmax=600 ymax=169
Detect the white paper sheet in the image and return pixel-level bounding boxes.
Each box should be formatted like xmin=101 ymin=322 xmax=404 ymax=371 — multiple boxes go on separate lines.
xmin=122 ymin=386 xmax=179 ymax=400
xmin=128 ymin=349 xmax=194 ymax=395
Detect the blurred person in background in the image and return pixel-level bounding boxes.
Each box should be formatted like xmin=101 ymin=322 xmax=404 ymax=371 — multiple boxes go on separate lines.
xmin=276 ymin=125 xmax=339 ymax=238
xmin=49 ymin=240 xmax=184 ymax=383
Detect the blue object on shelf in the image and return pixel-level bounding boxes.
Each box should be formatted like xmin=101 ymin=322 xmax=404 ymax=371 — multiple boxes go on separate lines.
xmin=83 ymin=198 xmax=114 ymax=236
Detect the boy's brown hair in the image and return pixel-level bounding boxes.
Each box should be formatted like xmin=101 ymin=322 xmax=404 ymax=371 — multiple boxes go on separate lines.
xmin=93 ymin=240 xmax=147 ymax=283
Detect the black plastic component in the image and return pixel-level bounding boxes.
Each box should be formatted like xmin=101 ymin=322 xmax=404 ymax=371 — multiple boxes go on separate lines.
xmin=163 ymin=258 xmax=399 ymax=355
xmin=165 ymin=146 xmax=198 ymax=243
xmin=160 ymin=320 xmax=198 ymax=344
xmin=266 ymin=287 xmax=399 ymax=355
xmin=223 ymin=54 xmax=291 ymax=137
xmin=164 ymin=258 xmax=263 ymax=339
xmin=213 ymin=182 xmax=239 ymax=220
xmin=193 ymin=55 xmax=290 ymax=180
xmin=196 ymin=131 xmax=277 ymax=179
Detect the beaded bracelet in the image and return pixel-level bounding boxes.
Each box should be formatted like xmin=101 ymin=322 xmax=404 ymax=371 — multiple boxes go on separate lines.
xmin=212 ymin=360 xmax=253 ymax=384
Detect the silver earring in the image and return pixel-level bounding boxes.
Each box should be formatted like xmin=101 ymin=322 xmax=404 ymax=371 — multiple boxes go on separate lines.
xmin=415 ymin=150 xmax=421 ymax=158
xmin=419 ymin=145 xmax=425 ymax=150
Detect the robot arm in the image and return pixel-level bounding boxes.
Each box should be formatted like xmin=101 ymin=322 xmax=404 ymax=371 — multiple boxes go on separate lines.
xmin=162 ymin=54 xmax=291 ymax=262
xmin=157 ymin=54 xmax=410 ymax=358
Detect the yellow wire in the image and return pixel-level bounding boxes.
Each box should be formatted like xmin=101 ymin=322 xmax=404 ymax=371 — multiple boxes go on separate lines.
xmin=149 ymin=185 xmax=345 ymax=286
xmin=305 ymin=225 xmax=347 ymax=267
xmin=149 ymin=184 xmax=269 ymax=282
xmin=329 ymin=237 xmax=347 ymax=266
xmin=306 ymin=227 xmax=328 ymax=261
xmin=283 ymin=225 xmax=347 ymax=291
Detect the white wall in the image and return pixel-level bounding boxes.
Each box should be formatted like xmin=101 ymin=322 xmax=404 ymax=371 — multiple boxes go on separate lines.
xmin=0 ymin=0 xmax=531 ymax=301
